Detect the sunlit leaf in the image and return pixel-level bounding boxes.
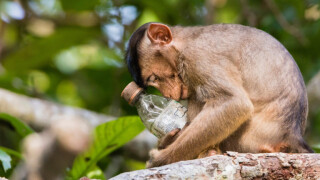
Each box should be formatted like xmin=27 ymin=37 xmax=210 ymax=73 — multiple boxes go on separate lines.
xmin=0 ymin=149 xmax=11 ymax=172
xmin=305 ymin=4 xmax=320 ymax=21
xmin=67 ymin=116 xmax=145 ymax=180
xmin=86 ymin=165 xmax=106 ymax=180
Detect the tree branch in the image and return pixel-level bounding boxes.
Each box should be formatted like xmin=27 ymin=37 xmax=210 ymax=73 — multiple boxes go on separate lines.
xmin=0 ymin=88 xmax=157 ymax=162
xmin=111 ymin=152 xmax=320 ymax=179
xmin=0 ymin=88 xmax=115 ymax=128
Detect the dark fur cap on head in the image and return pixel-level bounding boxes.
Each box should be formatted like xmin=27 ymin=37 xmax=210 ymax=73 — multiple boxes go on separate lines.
xmin=125 ymin=22 xmax=152 ymax=88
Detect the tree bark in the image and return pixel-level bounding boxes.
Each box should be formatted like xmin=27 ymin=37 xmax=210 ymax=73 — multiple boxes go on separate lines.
xmin=111 ymin=152 xmax=320 ymax=179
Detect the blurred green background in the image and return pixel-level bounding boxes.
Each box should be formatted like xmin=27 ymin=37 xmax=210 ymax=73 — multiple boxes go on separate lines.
xmin=0 ymin=0 xmax=320 ymax=178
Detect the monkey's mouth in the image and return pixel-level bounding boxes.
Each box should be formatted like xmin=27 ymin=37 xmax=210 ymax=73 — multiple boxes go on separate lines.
xmin=180 ymin=84 xmax=188 ymax=100
xmin=177 ymin=85 xmax=183 ymax=101
xmin=179 ymin=85 xmax=186 ymax=101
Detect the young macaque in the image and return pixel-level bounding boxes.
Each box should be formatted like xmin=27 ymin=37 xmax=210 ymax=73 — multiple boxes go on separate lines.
xmin=125 ymin=22 xmax=313 ymax=168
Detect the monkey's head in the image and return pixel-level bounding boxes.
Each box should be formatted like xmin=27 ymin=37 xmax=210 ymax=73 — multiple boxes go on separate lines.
xmin=125 ymin=23 xmax=188 ymax=101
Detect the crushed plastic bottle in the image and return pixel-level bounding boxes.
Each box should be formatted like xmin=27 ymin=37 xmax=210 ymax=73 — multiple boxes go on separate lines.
xmin=121 ymin=82 xmax=187 ymax=138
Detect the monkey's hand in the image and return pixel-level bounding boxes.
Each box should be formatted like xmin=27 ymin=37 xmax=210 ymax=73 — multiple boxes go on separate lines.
xmin=158 ymin=128 xmax=181 ymax=149
xmin=147 ymin=127 xmax=187 ymax=168
xmin=158 ymin=122 xmax=190 ymax=150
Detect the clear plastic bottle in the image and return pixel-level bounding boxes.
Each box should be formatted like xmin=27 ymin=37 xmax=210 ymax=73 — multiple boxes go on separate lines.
xmin=121 ymin=82 xmax=187 ymax=138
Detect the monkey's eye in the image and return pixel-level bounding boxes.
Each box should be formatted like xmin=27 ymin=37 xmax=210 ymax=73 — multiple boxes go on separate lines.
xmin=148 ymin=75 xmax=159 ymax=82
xmin=154 ymin=75 xmax=160 ymax=81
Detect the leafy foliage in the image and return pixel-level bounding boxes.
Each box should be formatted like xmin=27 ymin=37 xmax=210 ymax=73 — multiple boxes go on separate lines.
xmin=67 ymin=116 xmax=144 ymax=179
xmin=0 ymin=114 xmax=33 ymax=177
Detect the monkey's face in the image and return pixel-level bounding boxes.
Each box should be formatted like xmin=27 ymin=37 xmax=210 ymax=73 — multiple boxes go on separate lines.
xmin=132 ymin=23 xmax=188 ymax=100
xmin=140 ymin=59 xmax=188 ymax=101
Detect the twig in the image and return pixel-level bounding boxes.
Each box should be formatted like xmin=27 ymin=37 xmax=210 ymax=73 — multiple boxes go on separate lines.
xmin=264 ymin=0 xmax=307 ymax=45
xmin=0 ymin=20 xmax=6 ymax=60
xmin=240 ymin=0 xmax=257 ymax=26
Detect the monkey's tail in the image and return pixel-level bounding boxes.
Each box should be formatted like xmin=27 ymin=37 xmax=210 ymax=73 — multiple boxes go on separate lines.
xmin=293 ymin=135 xmax=314 ymax=153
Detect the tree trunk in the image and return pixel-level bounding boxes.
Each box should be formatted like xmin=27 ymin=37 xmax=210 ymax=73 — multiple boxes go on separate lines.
xmin=111 ymin=152 xmax=320 ymax=179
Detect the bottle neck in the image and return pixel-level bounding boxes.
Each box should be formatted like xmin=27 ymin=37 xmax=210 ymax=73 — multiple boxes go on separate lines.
xmin=131 ymin=91 xmax=145 ymax=106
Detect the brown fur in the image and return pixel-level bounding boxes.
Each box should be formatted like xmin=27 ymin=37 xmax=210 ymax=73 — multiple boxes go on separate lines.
xmin=127 ymin=23 xmax=313 ymax=168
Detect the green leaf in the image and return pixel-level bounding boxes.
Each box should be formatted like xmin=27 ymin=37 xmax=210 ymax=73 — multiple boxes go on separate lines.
xmin=0 ymin=147 xmax=22 ymax=160
xmin=67 ymin=116 xmax=145 ymax=179
xmin=2 ymin=27 xmax=100 ymax=72
xmin=0 ymin=113 xmax=34 ymax=138
xmin=0 ymin=149 xmax=11 ymax=172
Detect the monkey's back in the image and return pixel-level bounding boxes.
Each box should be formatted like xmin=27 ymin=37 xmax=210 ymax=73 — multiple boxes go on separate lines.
xmin=224 ymin=24 xmax=308 ymax=152
xmin=233 ymin=25 xmax=307 ymax=132
xmin=236 ymin=25 xmax=308 ymax=152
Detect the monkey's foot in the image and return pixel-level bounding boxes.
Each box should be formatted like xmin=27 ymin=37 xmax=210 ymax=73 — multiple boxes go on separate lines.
xmin=258 ymin=143 xmax=290 ymax=153
xmin=197 ymin=147 xmax=220 ymax=158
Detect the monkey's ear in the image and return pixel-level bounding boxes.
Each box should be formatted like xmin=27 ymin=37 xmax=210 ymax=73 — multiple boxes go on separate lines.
xmin=147 ymin=23 xmax=172 ymax=45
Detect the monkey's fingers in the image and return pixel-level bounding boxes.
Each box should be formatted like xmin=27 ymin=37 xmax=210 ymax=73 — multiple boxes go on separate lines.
xmin=158 ymin=128 xmax=181 ymax=149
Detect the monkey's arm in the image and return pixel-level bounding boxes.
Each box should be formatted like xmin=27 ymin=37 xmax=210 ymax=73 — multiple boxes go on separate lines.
xmin=147 ymin=72 xmax=254 ymax=167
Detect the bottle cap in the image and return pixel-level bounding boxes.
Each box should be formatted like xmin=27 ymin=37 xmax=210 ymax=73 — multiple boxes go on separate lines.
xmin=121 ymin=81 xmax=144 ymax=105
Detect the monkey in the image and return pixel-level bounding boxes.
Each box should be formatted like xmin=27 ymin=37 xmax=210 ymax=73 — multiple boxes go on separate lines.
xmin=125 ymin=22 xmax=314 ymax=168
